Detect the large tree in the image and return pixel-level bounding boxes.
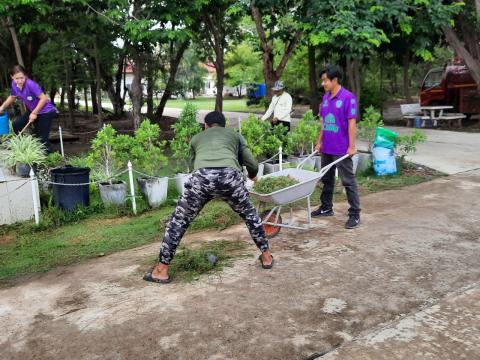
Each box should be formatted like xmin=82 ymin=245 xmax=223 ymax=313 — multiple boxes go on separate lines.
xmin=442 ymin=0 xmax=480 ymax=85
xmin=250 ymin=0 xmax=304 ymax=100
xmin=195 ymin=0 xmax=243 ymax=111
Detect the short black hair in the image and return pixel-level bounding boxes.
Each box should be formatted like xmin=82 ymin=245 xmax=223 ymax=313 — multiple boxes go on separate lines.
xmin=205 ymin=111 xmax=226 ymax=127
xmin=319 ymin=65 xmax=343 ymax=84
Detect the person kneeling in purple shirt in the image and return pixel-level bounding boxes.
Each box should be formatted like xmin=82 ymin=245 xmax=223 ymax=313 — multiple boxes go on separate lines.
xmin=311 ymin=65 xmax=361 ymax=229
xmin=0 ymin=65 xmax=57 ymax=152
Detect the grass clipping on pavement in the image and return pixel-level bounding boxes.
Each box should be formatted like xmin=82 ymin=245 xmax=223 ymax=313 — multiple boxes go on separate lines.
xmin=148 ymin=240 xmax=251 ymax=282
xmin=252 ymin=176 xmax=299 ymax=194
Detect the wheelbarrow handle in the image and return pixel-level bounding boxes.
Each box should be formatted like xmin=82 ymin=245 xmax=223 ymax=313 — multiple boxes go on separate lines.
xmin=317 ymin=154 xmax=350 ymax=178
xmin=296 ymin=150 xmax=319 ymax=169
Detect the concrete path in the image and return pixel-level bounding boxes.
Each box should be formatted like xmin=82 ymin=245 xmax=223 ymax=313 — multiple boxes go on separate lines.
xmin=1 ymin=169 xmax=479 ymax=359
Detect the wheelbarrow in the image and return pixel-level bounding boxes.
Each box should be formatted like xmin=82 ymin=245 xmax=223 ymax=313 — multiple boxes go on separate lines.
xmin=249 ymin=152 xmax=350 ymax=237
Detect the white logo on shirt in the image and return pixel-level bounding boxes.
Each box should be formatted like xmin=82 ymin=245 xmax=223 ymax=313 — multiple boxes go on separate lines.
xmin=27 ymin=96 xmax=33 ymax=101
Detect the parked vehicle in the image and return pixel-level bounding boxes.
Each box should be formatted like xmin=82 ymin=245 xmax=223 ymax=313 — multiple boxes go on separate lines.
xmin=420 ymin=64 xmax=480 ymax=116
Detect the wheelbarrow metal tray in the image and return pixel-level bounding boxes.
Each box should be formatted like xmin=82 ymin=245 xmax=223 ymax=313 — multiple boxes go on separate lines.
xmin=249 ymin=168 xmax=322 ymax=205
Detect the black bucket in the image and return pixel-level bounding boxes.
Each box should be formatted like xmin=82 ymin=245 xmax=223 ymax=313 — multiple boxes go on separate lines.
xmin=51 ymin=166 xmax=90 ymax=211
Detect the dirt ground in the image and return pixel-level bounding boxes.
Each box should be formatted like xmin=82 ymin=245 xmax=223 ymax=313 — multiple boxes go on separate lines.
xmin=1 ymin=169 xmax=479 ymax=359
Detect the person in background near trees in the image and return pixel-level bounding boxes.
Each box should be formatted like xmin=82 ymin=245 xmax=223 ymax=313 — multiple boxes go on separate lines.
xmin=311 ymin=65 xmax=361 ymax=229
xmin=143 ymin=111 xmax=274 ymax=284
xmin=261 ymin=80 xmax=292 ymax=131
xmin=0 ymin=65 xmax=57 ymax=153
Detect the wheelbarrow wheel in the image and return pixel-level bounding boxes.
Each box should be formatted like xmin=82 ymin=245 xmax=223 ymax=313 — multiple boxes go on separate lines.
xmin=260 ymin=210 xmax=282 ymax=238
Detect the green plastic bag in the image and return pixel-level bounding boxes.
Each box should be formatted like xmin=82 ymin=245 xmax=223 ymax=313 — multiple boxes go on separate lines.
xmin=373 ymin=127 xmax=398 ymax=149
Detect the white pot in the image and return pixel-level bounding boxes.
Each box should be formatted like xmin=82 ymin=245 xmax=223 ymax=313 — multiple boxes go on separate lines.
xmin=354 ymin=152 xmax=372 ymax=174
xmin=99 ymin=181 xmax=127 ymax=206
xmin=175 ymin=173 xmax=191 ymax=195
xmin=263 ymin=161 xmax=291 ymax=174
xmin=138 ymin=177 xmax=168 ymax=208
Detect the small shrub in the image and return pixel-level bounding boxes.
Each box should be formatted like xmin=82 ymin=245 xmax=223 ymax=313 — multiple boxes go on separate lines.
xmin=4 ymin=134 xmax=47 ymax=167
xmin=131 ymin=119 xmax=168 ymax=176
xmin=240 ymin=114 xmax=288 ymax=159
xmin=287 ymin=110 xmax=320 ymax=156
xmin=358 ymin=106 xmax=384 ymax=152
xmin=396 ymin=129 xmax=427 ymax=169
xmin=170 ymin=103 xmax=202 ymax=172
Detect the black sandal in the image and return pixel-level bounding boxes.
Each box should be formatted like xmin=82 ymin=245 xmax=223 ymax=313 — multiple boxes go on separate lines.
xmin=143 ymin=271 xmax=172 ymax=284
xmin=258 ymin=254 xmax=274 ymax=269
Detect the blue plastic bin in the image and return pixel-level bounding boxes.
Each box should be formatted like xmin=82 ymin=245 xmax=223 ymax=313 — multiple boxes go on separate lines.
xmin=0 ymin=113 xmax=9 ymax=135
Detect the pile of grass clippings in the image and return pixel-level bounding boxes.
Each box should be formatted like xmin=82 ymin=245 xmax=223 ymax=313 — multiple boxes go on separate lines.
xmin=252 ymin=175 xmax=299 ymax=194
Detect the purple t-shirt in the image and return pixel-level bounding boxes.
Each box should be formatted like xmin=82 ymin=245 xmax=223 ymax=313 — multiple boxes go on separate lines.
xmin=319 ymin=87 xmax=358 ymax=156
xmin=11 ymin=78 xmax=56 ymax=114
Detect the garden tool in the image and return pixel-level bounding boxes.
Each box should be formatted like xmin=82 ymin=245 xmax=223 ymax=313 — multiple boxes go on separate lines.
xmin=19 ymin=119 xmax=34 ymax=135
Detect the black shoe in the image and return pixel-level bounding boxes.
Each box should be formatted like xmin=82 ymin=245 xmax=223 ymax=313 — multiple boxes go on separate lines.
xmin=311 ymin=207 xmax=334 ymax=217
xmin=345 ymin=215 xmax=360 ymax=229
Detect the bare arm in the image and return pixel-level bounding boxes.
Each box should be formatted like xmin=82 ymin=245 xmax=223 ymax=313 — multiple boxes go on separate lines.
xmin=28 ymin=93 xmax=49 ymax=122
xmin=0 ymin=96 xmax=16 ymax=112
xmin=347 ymin=118 xmax=357 ymax=156
xmin=315 ymin=119 xmax=323 ymax=152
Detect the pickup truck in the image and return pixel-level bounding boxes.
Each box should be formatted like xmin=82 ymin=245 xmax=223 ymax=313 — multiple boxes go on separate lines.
xmin=420 ymin=64 xmax=480 ymax=117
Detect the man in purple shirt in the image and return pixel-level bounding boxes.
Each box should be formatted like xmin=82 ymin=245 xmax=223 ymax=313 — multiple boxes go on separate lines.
xmin=0 ymin=65 xmax=57 ymax=152
xmin=311 ymin=65 xmax=361 ymax=229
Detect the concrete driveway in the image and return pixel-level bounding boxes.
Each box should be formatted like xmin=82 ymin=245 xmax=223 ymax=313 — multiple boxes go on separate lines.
xmin=1 ymin=168 xmax=479 ymax=359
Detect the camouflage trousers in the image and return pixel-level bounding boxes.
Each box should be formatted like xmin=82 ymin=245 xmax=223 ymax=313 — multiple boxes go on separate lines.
xmin=159 ymin=167 xmax=269 ymax=265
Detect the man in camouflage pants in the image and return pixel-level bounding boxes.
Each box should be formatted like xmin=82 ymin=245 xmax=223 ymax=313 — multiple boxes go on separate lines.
xmin=143 ymin=111 xmax=273 ymax=284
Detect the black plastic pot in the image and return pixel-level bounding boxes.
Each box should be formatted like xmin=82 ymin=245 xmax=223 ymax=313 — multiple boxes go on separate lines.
xmin=51 ymin=166 xmax=90 ymax=211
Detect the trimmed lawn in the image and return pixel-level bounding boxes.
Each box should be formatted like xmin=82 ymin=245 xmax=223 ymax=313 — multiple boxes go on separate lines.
xmin=164 ymin=97 xmax=264 ymax=112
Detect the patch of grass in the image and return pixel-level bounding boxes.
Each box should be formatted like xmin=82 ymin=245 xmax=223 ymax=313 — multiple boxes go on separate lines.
xmin=165 ymin=98 xmax=264 ymax=113
xmin=0 ymin=198 xmax=242 ymax=285
xmin=148 ymin=240 xmax=250 ymax=283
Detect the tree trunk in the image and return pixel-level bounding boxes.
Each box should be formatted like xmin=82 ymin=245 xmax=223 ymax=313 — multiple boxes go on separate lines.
xmin=308 ymin=44 xmax=319 ymax=116
xmin=90 ymin=83 xmax=98 ymax=114
xmin=403 ymin=49 xmax=412 ymax=102
xmin=251 ymin=4 xmax=302 ymax=101
xmin=84 ymin=87 xmax=89 ymax=118
xmin=94 ymin=41 xmax=103 ymax=125
xmin=60 ymin=87 xmax=65 ymax=112
xmin=354 ymin=60 xmax=361 ymax=104
xmin=146 ymin=57 xmax=154 ymax=119
xmin=442 ymin=26 xmax=480 ymax=85
xmin=63 ymin=53 xmax=75 ymax=127
xmin=154 ymin=39 xmax=190 ymax=122
xmin=214 ymin=51 xmax=224 ymax=112
xmin=346 ymin=56 xmax=355 ymax=92
xmin=131 ymin=53 xmax=145 ymax=129
xmin=7 ymin=18 xmax=24 ymax=67
xmin=49 ymin=88 xmax=57 ymax=106
xmin=102 ymin=55 xmax=125 ymax=116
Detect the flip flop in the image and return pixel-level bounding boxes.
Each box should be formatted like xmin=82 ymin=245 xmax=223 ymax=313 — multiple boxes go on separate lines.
xmin=143 ymin=271 xmax=172 ymax=284
xmin=258 ymin=254 xmax=274 ymax=269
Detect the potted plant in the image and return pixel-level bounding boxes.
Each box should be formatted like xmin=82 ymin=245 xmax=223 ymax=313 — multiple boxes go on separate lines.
xmin=87 ymin=124 xmax=130 ymax=206
xmin=356 ymin=106 xmax=384 ymax=174
xmin=4 ymin=134 xmax=47 ymax=177
xmin=240 ymin=114 xmax=289 ymax=174
xmin=286 ymin=110 xmax=320 ymax=168
xmin=132 ymin=119 xmax=169 ymax=207
xmin=170 ymin=103 xmax=202 ymax=195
